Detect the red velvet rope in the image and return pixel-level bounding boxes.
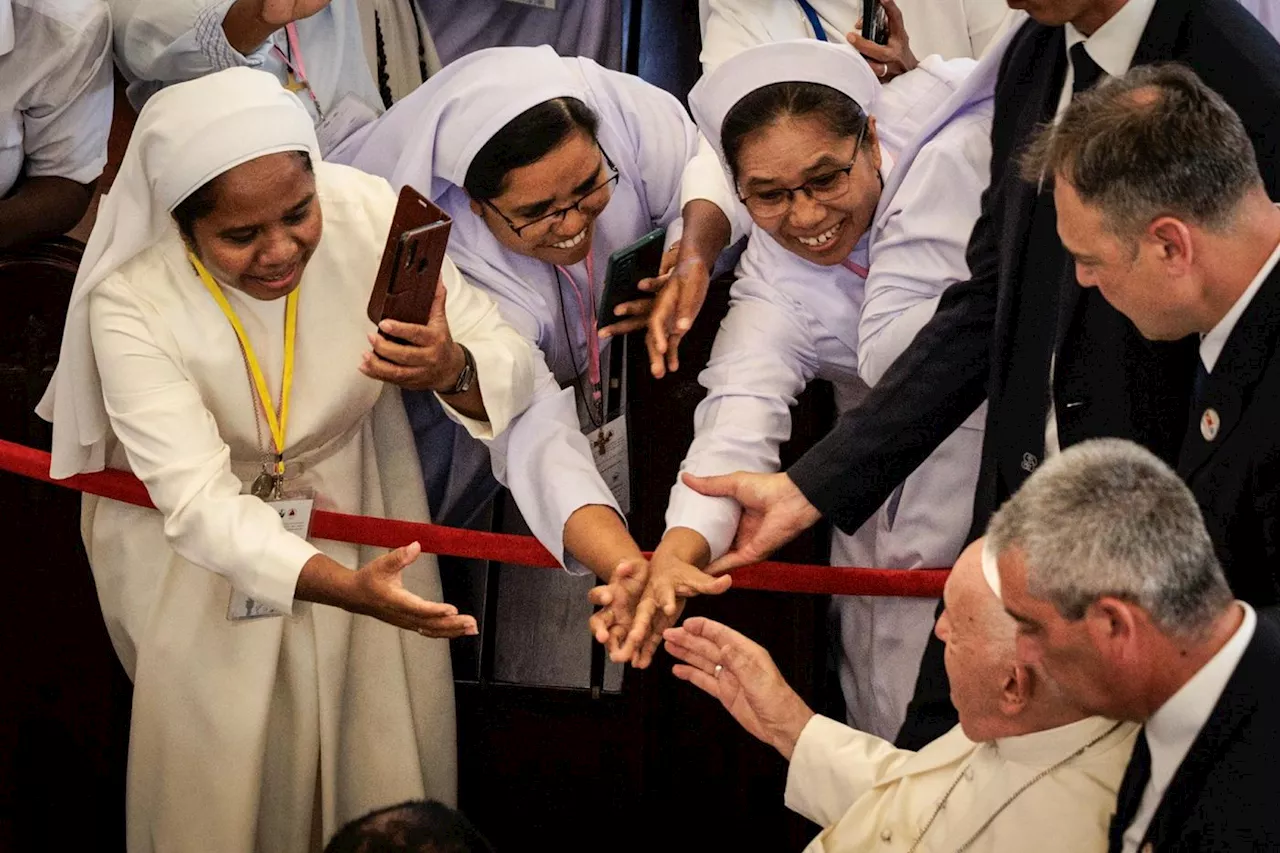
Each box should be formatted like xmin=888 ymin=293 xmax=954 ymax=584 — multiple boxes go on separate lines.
xmin=0 ymin=438 xmax=948 ymax=597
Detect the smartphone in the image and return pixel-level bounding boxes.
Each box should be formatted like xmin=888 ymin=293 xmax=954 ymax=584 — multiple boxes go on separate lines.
xmin=598 ymin=227 xmax=666 ymax=328
xmin=368 ymin=184 xmax=452 ymax=338
xmin=861 ymin=0 xmax=889 ymax=45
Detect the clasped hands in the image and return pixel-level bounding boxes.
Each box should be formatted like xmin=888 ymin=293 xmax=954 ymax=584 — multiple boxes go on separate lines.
xmin=588 ymin=469 xmax=823 ymax=668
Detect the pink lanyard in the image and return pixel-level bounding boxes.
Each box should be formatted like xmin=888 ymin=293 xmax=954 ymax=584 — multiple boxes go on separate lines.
xmin=272 ymin=22 xmax=322 ymax=115
xmin=841 ymin=257 xmax=869 ymax=278
xmin=554 ymin=253 xmax=602 ymax=404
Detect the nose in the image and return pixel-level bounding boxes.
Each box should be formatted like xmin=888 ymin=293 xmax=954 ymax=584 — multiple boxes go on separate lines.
xmin=786 ymin=190 xmax=827 ymax=231
xmin=257 ymin=227 xmax=297 ymax=266
xmin=552 ymin=203 xmax=591 ymax=239
xmin=934 ymin=610 xmax=950 ymax=643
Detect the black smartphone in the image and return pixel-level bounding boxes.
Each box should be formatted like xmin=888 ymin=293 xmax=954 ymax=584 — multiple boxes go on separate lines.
xmin=598 ymin=227 xmax=666 ymax=328
xmin=861 ymin=0 xmax=889 ymax=45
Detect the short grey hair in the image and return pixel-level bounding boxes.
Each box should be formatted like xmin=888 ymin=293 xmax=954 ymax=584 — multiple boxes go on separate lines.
xmin=1020 ymin=63 xmax=1263 ymax=239
xmin=987 ymin=439 xmax=1232 ymax=637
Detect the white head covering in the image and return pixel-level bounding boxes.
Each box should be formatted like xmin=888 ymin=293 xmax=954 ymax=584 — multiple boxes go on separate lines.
xmin=332 ymin=44 xmax=588 ymax=201
xmin=687 ymin=39 xmax=881 ymax=172
xmin=38 ymin=67 xmax=320 ymax=479
xmin=0 ymin=0 xmax=14 ymax=56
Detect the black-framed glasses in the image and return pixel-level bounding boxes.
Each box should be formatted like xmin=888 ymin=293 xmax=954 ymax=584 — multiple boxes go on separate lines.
xmin=736 ymin=120 xmax=869 ymax=218
xmin=483 ymin=147 xmax=621 ymax=239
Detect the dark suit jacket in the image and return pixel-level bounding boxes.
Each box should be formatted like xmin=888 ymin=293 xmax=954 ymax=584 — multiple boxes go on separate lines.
xmin=1182 ymin=260 xmax=1280 ymax=605
xmin=787 ymin=0 xmax=1280 ymax=541
xmin=1108 ymin=609 xmax=1280 ymax=852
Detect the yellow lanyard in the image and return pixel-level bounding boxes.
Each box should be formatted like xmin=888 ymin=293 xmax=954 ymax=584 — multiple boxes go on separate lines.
xmin=189 ymin=253 xmax=298 ymax=477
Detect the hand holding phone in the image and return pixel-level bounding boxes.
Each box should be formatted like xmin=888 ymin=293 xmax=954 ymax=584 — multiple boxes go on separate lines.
xmin=368 ymin=185 xmax=452 ymax=340
xmin=848 ymin=0 xmax=917 ymax=81
xmin=597 ymin=227 xmax=667 ymax=332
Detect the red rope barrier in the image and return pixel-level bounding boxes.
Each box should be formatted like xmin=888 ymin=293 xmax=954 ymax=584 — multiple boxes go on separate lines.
xmin=0 ymin=438 xmax=948 ymax=597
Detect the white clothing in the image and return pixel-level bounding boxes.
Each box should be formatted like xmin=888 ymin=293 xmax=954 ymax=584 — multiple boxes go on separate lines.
xmin=1201 ymin=230 xmax=1280 ymax=373
xmin=84 ymin=163 xmax=525 ymax=853
xmin=1238 ymin=0 xmax=1279 ymax=39
xmin=109 ymin=0 xmax=383 ymax=121
xmin=789 ymin=713 xmax=1138 ymax=852
xmin=0 ymin=0 xmax=112 ymax=199
xmin=1122 ymin=602 xmax=1258 ymax=853
xmin=676 ymin=39 xmax=983 ymax=738
xmin=699 ymin=0 xmax=1016 ymax=73
xmin=337 ymin=46 xmax=730 ymax=571
xmin=1044 ymin=0 xmax=1158 ymax=458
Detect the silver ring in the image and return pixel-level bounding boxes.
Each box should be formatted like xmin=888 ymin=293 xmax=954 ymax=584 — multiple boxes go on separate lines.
xmin=878 ymin=62 xmax=888 ymax=78
xmin=714 ymin=664 xmax=723 ymax=678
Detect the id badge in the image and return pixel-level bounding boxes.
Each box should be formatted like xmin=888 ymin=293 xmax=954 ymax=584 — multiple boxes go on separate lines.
xmin=315 ymin=94 xmax=380 ymax=157
xmin=586 ymin=415 xmax=630 ymax=514
xmin=227 ymin=496 xmax=316 ymax=621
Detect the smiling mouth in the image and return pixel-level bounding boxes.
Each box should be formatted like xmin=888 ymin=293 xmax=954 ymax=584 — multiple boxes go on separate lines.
xmin=550 ymin=229 xmax=588 ymax=251
xmin=245 ymin=263 xmax=299 ymax=289
xmin=794 ymin=220 xmax=845 ymax=251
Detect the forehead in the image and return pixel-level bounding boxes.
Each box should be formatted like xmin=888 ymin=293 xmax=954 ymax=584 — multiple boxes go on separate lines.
xmin=206 ymin=153 xmax=313 ymax=218
xmin=735 ymin=113 xmax=856 ymax=174
xmin=493 ymin=129 xmax=601 ymax=202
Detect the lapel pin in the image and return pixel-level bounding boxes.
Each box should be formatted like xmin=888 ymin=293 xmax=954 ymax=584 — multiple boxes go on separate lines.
xmin=1201 ymin=407 xmax=1220 ymax=442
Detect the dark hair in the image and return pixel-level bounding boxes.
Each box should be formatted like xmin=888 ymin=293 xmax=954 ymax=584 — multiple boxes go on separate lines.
xmin=720 ymin=82 xmax=869 ymax=180
xmin=1020 ymin=63 xmax=1262 ymax=237
xmin=172 ymin=150 xmax=314 ymax=242
xmin=462 ymin=97 xmax=600 ymax=200
xmin=324 ymin=800 xmax=495 ymax=853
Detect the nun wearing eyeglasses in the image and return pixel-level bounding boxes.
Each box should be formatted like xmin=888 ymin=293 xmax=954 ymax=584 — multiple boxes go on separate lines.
xmin=38 ymin=67 xmax=535 ymax=852
xmin=610 ymin=40 xmax=994 ymax=741
xmin=333 ymin=45 xmax=735 ymax=683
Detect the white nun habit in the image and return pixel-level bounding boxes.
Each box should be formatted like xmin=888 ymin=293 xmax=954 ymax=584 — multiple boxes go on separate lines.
xmin=672 ymin=39 xmax=991 ymax=741
xmin=38 ymin=67 xmax=534 ymax=852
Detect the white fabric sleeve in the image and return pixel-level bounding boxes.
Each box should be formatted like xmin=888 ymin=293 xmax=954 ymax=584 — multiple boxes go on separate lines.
xmin=679 ymin=134 xmax=750 ymax=244
xmin=784 ymin=714 xmax=916 ymax=828
xmin=433 ymin=257 xmax=537 ymax=440
xmin=19 ymin=1 xmax=113 ymax=184
xmin=110 ymin=0 xmax=274 ymax=91
xmin=859 ymin=112 xmax=991 ymax=392
xmin=488 ymin=360 xmax=621 ymax=576
xmin=88 ymin=276 xmax=319 ymax=614
xmin=664 ymin=281 xmax=817 ymax=559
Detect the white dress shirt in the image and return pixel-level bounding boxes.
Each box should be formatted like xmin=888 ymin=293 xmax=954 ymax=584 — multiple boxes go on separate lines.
xmin=1122 ymin=603 xmax=1258 ymax=853
xmin=0 ymin=0 xmax=112 ymax=199
xmin=1200 ymin=227 xmax=1280 ymax=373
xmin=1043 ymin=0 xmax=1158 ymax=458
xmin=788 ymin=713 xmax=1139 ymax=852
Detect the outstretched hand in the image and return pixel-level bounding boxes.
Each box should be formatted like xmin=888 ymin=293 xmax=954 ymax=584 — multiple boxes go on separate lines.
xmin=680 ymin=471 xmax=822 ymax=574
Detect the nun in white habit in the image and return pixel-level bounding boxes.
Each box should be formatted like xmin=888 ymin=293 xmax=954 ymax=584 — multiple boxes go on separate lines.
xmin=643 ymin=39 xmax=992 ymax=741
xmin=38 ymin=67 xmax=534 ymax=852
xmin=333 ymin=45 xmax=734 ymax=682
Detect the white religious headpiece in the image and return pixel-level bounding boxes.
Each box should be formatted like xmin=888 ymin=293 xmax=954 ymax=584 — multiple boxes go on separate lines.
xmin=687 ymin=39 xmax=881 ymax=172
xmin=332 ymin=44 xmax=590 ymax=200
xmin=39 ymin=67 xmax=321 ymax=478
xmin=981 ymin=536 xmax=1003 ymax=599
xmin=0 ymin=0 xmax=14 ymax=56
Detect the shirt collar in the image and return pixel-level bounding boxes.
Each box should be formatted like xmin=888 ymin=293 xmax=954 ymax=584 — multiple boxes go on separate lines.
xmin=0 ymin=0 xmax=14 ymax=57
xmin=1064 ymin=0 xmax=1158 ymax=78
xmin=1145 ymin=603 xmax=1257 ymax=791
xmin=1201 ymin=223 xmax=1280 ymax=372
xmin=992 ymin=715 xmax=1126 ymax=766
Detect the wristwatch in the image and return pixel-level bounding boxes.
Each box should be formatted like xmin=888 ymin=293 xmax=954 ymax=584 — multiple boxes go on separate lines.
xmin=438 ymin=344 xmax=476 ymax=395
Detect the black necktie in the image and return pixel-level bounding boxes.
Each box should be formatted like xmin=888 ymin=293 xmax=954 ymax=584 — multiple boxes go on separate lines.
xmin=1109 ymin=727 xmax=1152 ymax=851
xmin=1071 ymin=42 xmax=1105 ymax=95
xmin=1192 ymin=357 xmax=1210 ymax=408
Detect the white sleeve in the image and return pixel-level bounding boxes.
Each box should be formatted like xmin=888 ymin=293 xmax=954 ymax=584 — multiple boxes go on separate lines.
xmin=434 ymin=257 xmax=538 ymax=441
xmin=19 ymin=2 xmax=113 ymax=184
xmin=488 ymin=360 xmax=620 ymax=576
xmin=88 ymin=276 xmax=319 ymax=614
xmin=110 ymin=0 xmax=274 ymax=92
xmin=784 ymin=715 xmax=917 ymax=827
xmin=859 ymin=114 xmax=991 ymax=388
xmin=679 ymin=134 xmax=751 ymax=244
xmin=700 ymin=0 xmax=810 ymax=73
xmin=664 ymin=280 xmax=817 ymax=559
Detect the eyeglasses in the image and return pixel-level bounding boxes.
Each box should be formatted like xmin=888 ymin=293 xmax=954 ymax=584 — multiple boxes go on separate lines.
xmin=736 ymin=121 xmax=869 ymax=218
xmin=483 ymin=147 xmax=621 ymax=239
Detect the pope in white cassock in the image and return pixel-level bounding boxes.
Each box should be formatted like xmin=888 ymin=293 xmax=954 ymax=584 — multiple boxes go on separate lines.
xmin=37 ymin=67 xmax=535 ymax=853
xmin=665 ymin=539 xmax=1138 ymax=853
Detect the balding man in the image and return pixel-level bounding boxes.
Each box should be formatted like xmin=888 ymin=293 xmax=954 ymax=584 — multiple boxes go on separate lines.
xmin=992 ymin=439 xmax=1280 ymax=852
xmin=664 ymin=540 xmax=1137 ymax=853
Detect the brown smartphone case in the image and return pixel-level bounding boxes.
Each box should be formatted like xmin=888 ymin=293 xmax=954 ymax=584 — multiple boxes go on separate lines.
xmin=368 ymin=184 xmax=452 ymax=330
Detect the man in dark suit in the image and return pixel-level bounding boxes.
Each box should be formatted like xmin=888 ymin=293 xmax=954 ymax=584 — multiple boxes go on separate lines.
xmin=990 ymin=438 xmax=1280 ymax=852
xmin=681 ymin=0 xmax=1280 ymax=747
xmin=1022 ymin=62 xmax=1280 ymax=607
